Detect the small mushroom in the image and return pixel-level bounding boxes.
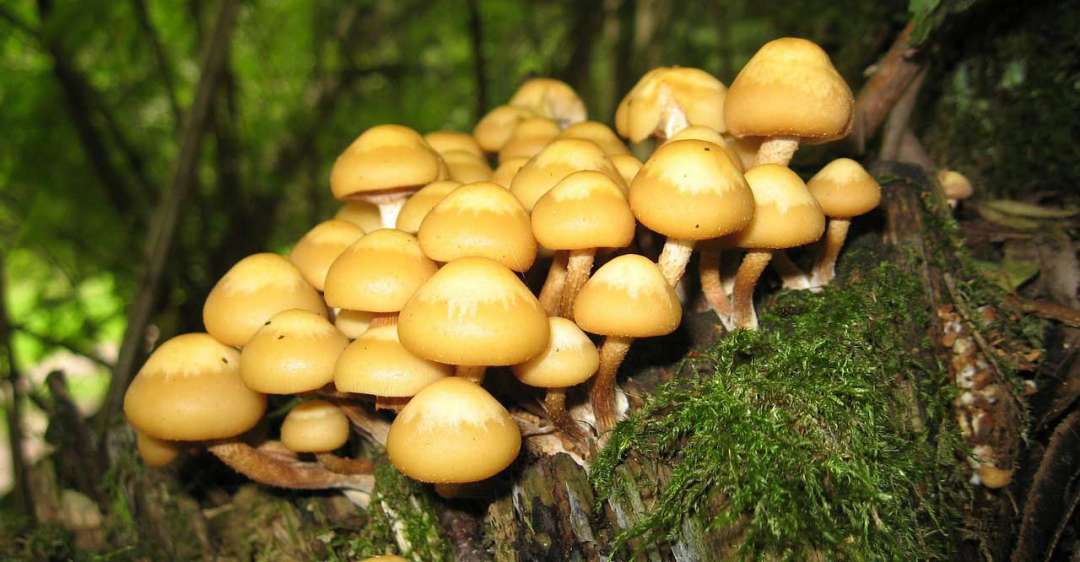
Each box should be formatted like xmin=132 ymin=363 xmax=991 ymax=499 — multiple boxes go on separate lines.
xmin=510 ymin=138 xmax=626 ymax=212
xmin=667 ymin=126 xmax=745 ymax=172
xmin=280 ymin=399 xmax=351 ymax=454
xmin=442 ymin=149 xmax=494 ymax=183
xmin=239 ymin=309 xmax=349 ymax=394
xmin=616 ymin=67 xmax=727 ymax=143
xmin=334 ymin=323 xmax=451 ymax=410
xmin=474 ymin=105 xmax=536 ymax=153
xmin=609 ymin=153 xmax=643 ymax=185
xmin=491 ymin=157 xmax=529 ymax=188
xmin=498 ymin=116 xmax=561 ymax=163
xmin=557 ymin=121 xmax=631 ymax=156
xmin=334 ymin=200 xmax=383 ymax=233
xmin=394 ymin=180 xmax=462 ymax=234
xmin=506 ymin=77 xmax=587 ymax=127
xmin=288 ymin=219 xmax=365 ymax=291
xmin=423 ymin=130 xmax=484 ymax=157
xmin=333 ymin=309 xmax=374 ymax=340
xmin=806 ymin=158 xmax=882 ymax=288
xmin=937 ymin=169 xmax=974 ymax=208
xmin=136 ymin=431 xmax=181 ymax=468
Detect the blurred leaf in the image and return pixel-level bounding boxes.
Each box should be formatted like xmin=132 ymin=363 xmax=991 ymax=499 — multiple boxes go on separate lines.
xmin=972 ymin=258 xmax=1040 ymax=292
xmin=984 ymin=199 xmax=1079 ymax=219
xmin=909 ymin=0 xmax=979 ymax=46
xmin=976 ymin=205 xmax=1041 ymax=231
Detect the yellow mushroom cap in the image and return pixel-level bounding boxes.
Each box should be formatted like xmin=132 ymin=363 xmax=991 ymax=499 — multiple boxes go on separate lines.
xmin=512 ymin=317 xmax=599 ymax=388
xmin=136 ymin=431 xmax=181 ymax=468
xmin=727 ymin=165 xmax=826 ymax=249
xmin=288 ymin=220 xmax=366 ymax=291
xmin=398 ymin=257 xmax=549 ymax=366
xmin=510 ymin=138 xmax=626 ymax=211
xmin=668 ymin=126 xmax=745 ymax=172
xmin=573 ymin=254 xmax=682 ymax=337
xmin=492 ymin=157 xmax=528 ymax=188
xmin=280 ymin=400 xmax=349 ymax=453
xmin=323 ymin=229 xmax=438 ymax=312
xmin=474 ymin=105 xmax=536 ymax=152
xmin=203 ymin=254 xmax=327 ymax=348
xmin=507 ymin=77 xmax=587 ymax=126
xmin=423 ymin=130 xmax=483 ymax=157
xmin=937 ymin=169 xmax=974 ymax=200
xmin=387 ymin=377 xmax=521 ymax=483
xmin=334 ymin=324 xmax=451 ymax=397
xmin=418 ymin=181 xmax=537 ymax=272
xmin=629 ymin=139 xmax=754 ymax=240
xmin=610 ymin=154 xmax=643 ymax=185
xmin=362 ymin=557 xmax=409 ymax=562
xmin=443 ymin=149 xmax=494 ymax=183
xmin=498 ymin=117 xmax=561 ymax=163
xmin=239 ymin=309 xmax=349 ymax=394
xmin=977 ymin=465 xmax=1013 ymax=489
xmin=395 ymin=180 xmax=462 ymax=234
xmin=335 ymin=201 xmax=383 ymax=233
xmin=615 ymin=67 xmax=727 ymax=142
xmin=334 ymin=309 xmax=373 ymax=340
xmin=557 ymin=121 xmax=630 ymax=155
xmin=724 ymin=37 xmax=853 ymax=143
xmin=124 ymin=333 xmax=266 ymax=441
xmin=725 ymin=134 xmax=761 ymax=170
xmin=531 ymin=171 xmax=635 ymax=250
xmin=806 ymin=158 xmax=881 ymax=219
xmin=330 ymin=124 xmax=447 ymax=200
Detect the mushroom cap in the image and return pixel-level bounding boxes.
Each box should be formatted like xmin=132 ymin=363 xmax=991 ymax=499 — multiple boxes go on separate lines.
xmin=334 ymin=201 xmax=383 ymax=233
xmin=573 ymin=254 xmax=682 ymax=337
xmin=937 ymin=169 xmax=974 ymax=200
xmin=203 ymin=254 xmax=327 ymax=348
xmin=323 ymin=229 xmax=437 ymax=312
xmin=289 ymin=220 xmax=366 ymax=291
xmin=395 ymin=180 xmax=462 ymax=234
xmin=610 ymin=153 xmax=643 ymax=185
xmin=387 ymin=377 xmax=521 ymax=483
xmin=498 ymin=117 xmax=561 ymax=163
xmin=398 ymin=257 xmax=549 ymax=366
xmin=124 ymin=333 xmax=266 ymax=441
xmin=512 ymin=317 xmax=599 ymax=388
xmin=615 ymin=67 xmax=727 ymax=142
xmin=334 ymin=309 xmax=373 ymax=340
xmin=531 ymin=171 xmax=635 ymax=250
xmin=239 ymin=309 xmax=349 ymax=394
xmin=510 ymin=138 xmax=626 ymax=211
xmin=724 ymin=37 xmax=853 ymax=143
xmin=806 ymin=158 xmax=881 ymax=218
xmin=136 ymin=431 xmax=180 ymax=468
xmin=330 ymin=124 xmax=447 ymax=200
xmin=727 ymin=164 xmax=826 ymax=249
xmin=474 ymin=105 xmax=536 ymax=152
xmin=507 ymin=78 xmax=587 ymax=126
xmin=668 ymin=126 xmax=744 ymax=172
xmin=977 ymin=465 xmax=1013 ymax=489
xmin=491 ymin=157 xmax=529 ymax=188
xmin=443 ymin=149 xmax=493 ymax=183
xmin=725 ymin=134 xmax=761 ymax=170
xmin=423 ymin=130 xmax=483 ymax=157
xmin=362 ymin=557 xmax=409 ymax=562
xmin=280 ymin=400 xmax=349 ymax=453
xmin=629 ymin=139 xmax=755 ymax=240
xmin=418 ymin=181 xmax=537 ymax=272
xmin=334 ymin=324 xmax=451 ymax=396
xmin=557 ymin=121 xmax=630 ymax=155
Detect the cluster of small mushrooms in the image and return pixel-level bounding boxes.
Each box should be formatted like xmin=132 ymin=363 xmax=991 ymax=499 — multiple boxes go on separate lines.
xmin=122 ymin=38 xmax=883 ymax=502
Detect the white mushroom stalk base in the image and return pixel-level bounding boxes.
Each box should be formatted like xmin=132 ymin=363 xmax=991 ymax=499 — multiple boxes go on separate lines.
xmin=456 ymin=365 xmax=487 ymax=385
xmin=538 ymin=252 xmax=569 ymax=315
xmin=810 ymin=218 xmax=851 ymax=288
xmin=731 ymin=250 xmax=773 ymax=330
xmin=699 ymin=245 xmax=735 ymax=330
xmin=772 ymin=251 xmax=811 ymax=290
xmin=559 ymin=248 xmax=596 ymax=317
xmin=657 ymin=238 xmax=696 ymax=288
xmin=753 ymin=136 xmax=800 ymax=167
xmin=207 ymin=441 xmax=374 ymax=491
xmin=589 ymin=335 xmax=633 ymax=436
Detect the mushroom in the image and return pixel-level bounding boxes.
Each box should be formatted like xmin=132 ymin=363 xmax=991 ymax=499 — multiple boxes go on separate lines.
xmin=615 ymin=67 xmax=727 ymax=143
xmin=573 ymin=254 xmax=681 ymax=434
xmin=724 ymin=134 xmax=761 ymax=170
xmin=725 ymin=165 xmax=826 ymax=329
xmin=280 ymin=399 xmax=350 ymax=453
xmin=724 ymin=38 xmax=854 ymax=166
xmin=442 ymin=149 xmax=494 ymax=183
xmin=498 ymin=116 xmax=561 ymax=163
xmin=423 ymin=130 xmax=484 ymax=157
xmin=362 ymin=556 xmax=408 ymax=562
xmin=334 ymin=323 xmax=451 ymax=410
xmin=667 ymin=126 xmax=745 ymax=172
xmin=334 ymin=200 xmax=383 ymax=233
xmin=136 ymin=431 xmax=180 ymax=468
xmin=239 ymin=309 xmax=349 ymax=394
xmin=203 ymin=253 xmax=327 ymax=348
xmin=329 ymin=124 xmax=448 ymax=228
xmin=288 ymin=219 xmax=365 ymax=291
xmin=937 ymin=169 xmax=974 ymax=208
xmin=397 ymin=257 xmax=549 ymax=384
xmin=510 ymin=138 xmax=625 ymax=212
xmin=474 ymin=105 xmax=536 ymax=154
xmin=394 ymin=180 xmax=462 ymax=234
xmin=507 ymin=77 xmax=587 ymax=127
xmin=806 ymin=158 xmax=882 ymax=288
xmin=609 ymin=153 xmax=643 ymax=185
xmin=334 ymin=310 xmax=373 ymax=340
xmin=491 ymin=157 xmax=529 ymax=188
xmin=557 ymin=121 xmax=631 ymax=156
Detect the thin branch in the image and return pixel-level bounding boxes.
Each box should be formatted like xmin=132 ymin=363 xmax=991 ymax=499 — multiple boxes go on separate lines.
xmin=130 ymin=0 xmax=183 ymax=128
xmin=465 ymin=0 xmax=487 ymax=118
xmin=0 ymin=251 xmax=35 ymax=520
xmin=0 ymin=5 xmax=40 ymax=40
xmin=849 ymin=21 xmax=923 ymax=153
xmin=880 ymin=68 xmax=927 ymax=160
xmin=13 ymin=324 xmax=114 ymax=369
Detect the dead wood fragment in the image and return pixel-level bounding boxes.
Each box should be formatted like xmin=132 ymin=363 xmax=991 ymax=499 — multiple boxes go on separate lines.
xmin=1012 ymin=410 xmax=1080 ymax=562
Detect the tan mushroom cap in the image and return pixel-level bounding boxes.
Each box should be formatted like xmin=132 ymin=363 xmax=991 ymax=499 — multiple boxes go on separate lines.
xmin=492 ymin=157 xmax=528 ymax=188
xmin=937 ymin=169 xmax=974 ymax=200
xmin=615 ymin=67 xmax=728 ymax=142
xmin=573 ymin=254 xmax=682 ymax=337
xmin=335 ymin=201 xmax=382 ymax=233
xmin=507 ymin=77 xmax=587 ymax=126
xmin=387 ymin=377 xmax=521 ymax=483
xmin=423 ymin=130 xmax=483 ymax=157
xmin=724 ymin=37 xmax=853 ymax=143
xmin=498 ymin=117 xmax=561 ymax=163
xmin=395 ymin=180 xmax=462 ymax=234
xmin=323 ymin=229 xmax=437 ymax=312
xmin=288 ymin=219 xmax=366 ymax=291
xmin=629 ymin=139 xmax=754 ymax=240
xmin=610 ymin=153 xmax=643 ymax=185
xmin=418 ymin=181 xmax=537 ymax=272
xmin=124 ymin=333 xmax=267 ymax=441
xmin=398 ymin=257 xmax=549 ymax=366
xmin=280 ymin=400 xmax=349 ymax=453
xmin=512 ymin=317 xmax=599 ymax=388
xmin=136 ymin=431 xmax=181 ymax=468
xmin=239 ymin=309 xmax=349 ymax=394
xmin=727 ymin=165 xmax=826 ymax=250
xmin=443 ymin=149 xmax=493 ymax=183
xmin=806 ymin=158 xmax=881 ymax=218
xmin=334 ymin=324 xmax=450 ymax=397
xmin=362 ymin=557 xmax=409 ymax=562
xmin=334 ymin=309 xmax=373 ymax=340
xmin=330 ymin=124 xmax=447 ymax=201
xmin=725 ymin=134 xmax=761 ymax=170
xmin=531 ymin=171 xmax=635 ymax=250
xmin=474 ymin=105 xmax=536 ymax=152
xmin=510 ymin=138 xmax=626 ymax=211
xmin=203 ymin=254 xmax=327 ymax=348
xmin=668 ymin=126 xmax=745 ymax=172
xmin=558 ymin=121 xmax=630 ymax=155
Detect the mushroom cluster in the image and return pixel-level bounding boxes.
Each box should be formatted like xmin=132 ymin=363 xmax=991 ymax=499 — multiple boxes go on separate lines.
xmin=122 ymin=37 xmax=884 ymax=496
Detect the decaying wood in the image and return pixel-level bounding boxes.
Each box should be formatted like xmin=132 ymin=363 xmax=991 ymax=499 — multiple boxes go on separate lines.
xmin=850 ymin=22 xmax=924 ymax=154
xmin=1012 ymin=410 xmax=1080 ymax=562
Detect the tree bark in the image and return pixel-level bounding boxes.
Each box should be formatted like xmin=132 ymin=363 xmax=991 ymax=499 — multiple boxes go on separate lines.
xmin=0 ymin=250 xmax=34 ymax=520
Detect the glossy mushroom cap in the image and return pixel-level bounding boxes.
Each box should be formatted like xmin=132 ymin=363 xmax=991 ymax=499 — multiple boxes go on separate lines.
xmin=629 ymin=139 xmax=754 ymax=240
xmin=474 ymin=105 xmax=535 ymax=152
xmin=334 ymin=309 xmax=373 ymax=340
xmin=557 ymin=121 xmax=630 ymax=155
xmin=289 ymin=219 xmax=365 ymax=291
xmin=334 ymin=324 xmax=451 ymax=397
xmin=418 ymin=181 xmax=537 ymax=272
xmin=725 ymin=134 xmax=761 ymax=170
xmin=203 ymin=253 xmax=326 ymax=348
xmin=498 ymin=117 xmax=561 ymax=163
xmin=512 ymin=317 xmax=599 ymax=388
xmin=724 ymin=38 xmax=853 ymax=144
xmin=507 ymin=78 xmax=587 ymax=126
xmin=615 ymin=67 xmax=727 ymax=142
xmin=280 ymin=400 xmax=350 ymax=453
xmin=937 ymin=169 xmax=974 ymax=200
xmin=727 ymin=165 xmax=826 ymax=249
xmin=124 ymin=333 xmax=266 ymax=441
xmin=387 ymin=377 xmax=521 ymax=483
xmin=395 ymin=180 xmax=462 ymax=234
xmin=510 ymin=138 xmax=626 ymax=211
xmin=330 ymin=124 xmax=447 ymax=200
xmin=423 ymin=130 xmax=483 ymax=157
xmin=136 ymin=431 xmax=181 ymax=468
xmin=492 ymin=157 xmax=528 ymax=188
xmin=806 ymin=158 xmax=881 ymax=219
xmin=239 ymin=309 xmax=349 ymax=394
xmin=610 ymin=154 xmax=643 ymax=185
xmin=668 ymin=126 xmax=745 ymax=172
xmin=335 ymin=201 xmax=382 ymax=233
xmin=443 ymin=150 xmax=493 ymax=183
xmin=531 ymin=171 xmax=635 ymax=251
xmin=573 ymin=254 xmax=682 ymax=337
xmin=398 ymin=257 xmax=549 ymax=366
xmin=323 ymin=229 xmax=437 ymax=312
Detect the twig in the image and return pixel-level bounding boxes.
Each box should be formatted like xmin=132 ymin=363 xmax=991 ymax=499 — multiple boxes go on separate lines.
xmin=849 ymin=21 xmax=923 ymax=153
xmin=0 ymin=5 xmax=40 ymax=40
xmin=45 ymin=370 xmax=104 ymax=503
xmin=13 ymin=324 xmax=114 ymax=369
xmin=0 ymin=250 xmax=35 ymax=520
xmin=1006 ymin=296 xmax=1080 ymax=328
xmin=465 ymin=0 xmax=487 ymax=118
xmin=130 ymin=0 xmax=183 ymax=128
xmin=880 ymin=68 xmax=927 ymax=161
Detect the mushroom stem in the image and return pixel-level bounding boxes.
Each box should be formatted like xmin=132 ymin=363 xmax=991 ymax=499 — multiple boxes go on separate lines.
xmin=590 ymin=336 xmax=633 ymax=435
xmin=315 ymin=453 xmax=375 ymax=475
xmin=811 ymin=219 xmax=851 ymax=288
xmin=658 ymin=100 xmax=689 ymax=141
xmin=544 ymin=388 xmax=587 ymax=443
xmin=376 ymin=198 xmax=408 ymax=229
xmin=754 ymin=136 xmax=800 ymax=166
xmin=699 ymin=245 xmax=733 ymax=323
xmin=369 ymin=312 xmax=398 ymax=328
xmin=456 ymin=365 xmax=487 ymax=384
xmin=559 ymin=249 xmax=596 ymax=317
xmin=772 ymin=251 xmax=811 ymax=290
xmin=657 ymin=238 xmax=696 ymax=288
xmin=732 ymin=250 xmax=773 ymax=330
xmin=538 ymin=252 xmax=569 ymax=315
xmin=207 ymin=441 xmax=374 ymax=491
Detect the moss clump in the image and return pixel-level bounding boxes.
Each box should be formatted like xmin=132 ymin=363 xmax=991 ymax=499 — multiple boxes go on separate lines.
xmin=592 ymin=255 xmax=963 ymax=560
